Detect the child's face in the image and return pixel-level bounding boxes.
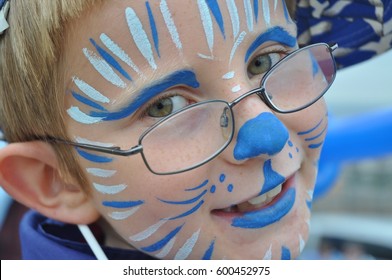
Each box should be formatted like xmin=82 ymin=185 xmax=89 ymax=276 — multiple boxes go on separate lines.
xmin=64 ymin=0 xmax=327 ymax=259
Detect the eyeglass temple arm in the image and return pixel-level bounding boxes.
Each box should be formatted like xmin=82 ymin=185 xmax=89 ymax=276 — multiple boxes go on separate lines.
xmin=329 ymin=43 xmax=338 ymax=52
xmin=40 ymin=137 xmax=143 ymax=157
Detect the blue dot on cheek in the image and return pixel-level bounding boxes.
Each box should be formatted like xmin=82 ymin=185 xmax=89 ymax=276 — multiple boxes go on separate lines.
xmin=227 ymin=184 xmax=234 ymax=192
xmin=233 ymin=113 xmax=289 ymax=160
xmin=210 ymin=185 xmax=216 ymax=193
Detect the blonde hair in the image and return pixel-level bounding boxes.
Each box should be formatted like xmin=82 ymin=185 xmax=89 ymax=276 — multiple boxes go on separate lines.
xmin=0 ymin=0 xmax=296 ymax=192
xmin=0 ymin=0 xmax=103 ymax=190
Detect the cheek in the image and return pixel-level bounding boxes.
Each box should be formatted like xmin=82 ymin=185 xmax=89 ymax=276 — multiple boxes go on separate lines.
xmin=284 ymin=98 xmax=328 ymax=153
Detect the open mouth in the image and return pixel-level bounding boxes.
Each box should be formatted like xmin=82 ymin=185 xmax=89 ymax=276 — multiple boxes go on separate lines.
xmin=212 ymin=175 xmax=294 ymax=216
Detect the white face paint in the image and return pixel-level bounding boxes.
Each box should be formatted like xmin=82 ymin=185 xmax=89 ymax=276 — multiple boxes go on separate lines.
xmin=64 ymin=0 xmax=327 ymax=259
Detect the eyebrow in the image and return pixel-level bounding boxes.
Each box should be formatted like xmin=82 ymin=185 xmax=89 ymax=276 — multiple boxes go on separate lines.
xmin=244 ymin=26 xmax=297 ymax=63
xmin=90 ymin=69 xmax=200 ymax=121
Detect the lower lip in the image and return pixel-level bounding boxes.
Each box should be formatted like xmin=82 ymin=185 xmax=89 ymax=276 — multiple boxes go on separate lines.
xmin=212 ymin=176 xmax=296 ymax=229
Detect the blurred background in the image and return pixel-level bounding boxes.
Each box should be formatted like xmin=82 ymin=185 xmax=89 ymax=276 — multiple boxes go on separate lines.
xmin=1 ymin=50 xmax=391 ymax=260
xmin=300 ymin=49 xmax=392 ymax=260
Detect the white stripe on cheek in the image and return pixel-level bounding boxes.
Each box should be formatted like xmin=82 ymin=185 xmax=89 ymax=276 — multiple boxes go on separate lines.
xmin=75 ymin=136 xmax=114 ymax=147
xmin=93 ymin=183 xmax=127 ymax=195
xmin=125 ymin=7 xmax=157 ymax=70
xmin=87 ymin=168 xmax=117 ymax=178
xmin=129 ymin=219 xmax=168 ymax=242
xmin=174 ymin=229 xmax=201 ymax=260
xmin=263 ymin=244 xmax=273 ymax=260
xmin=155 ymin=237 xmax=176 ymax=258
xmin=109 ymin=207 xmax=141 ymax=221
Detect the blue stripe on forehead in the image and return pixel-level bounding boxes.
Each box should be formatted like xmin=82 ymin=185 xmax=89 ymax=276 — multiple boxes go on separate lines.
xmin=146 ymin=1 xmax=160 ymax=57
xmin=253 ymin=0 xmax=259 ymax=22
xmin=244 ymin=26 xmax=297 ymax=63
xmin=90 ymin=70 xmax=200 ymax=121
xmin=205 ymin=0 xmax=226 ymax=39
xmin=89 ymin=38 xmax=132 ymax=81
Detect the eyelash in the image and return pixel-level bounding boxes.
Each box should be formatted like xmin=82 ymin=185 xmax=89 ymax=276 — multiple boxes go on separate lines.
xmin=136 ymin=92 xmax=192 ymax=121
xmin=248 ymin=45 xmax=290 ymax=67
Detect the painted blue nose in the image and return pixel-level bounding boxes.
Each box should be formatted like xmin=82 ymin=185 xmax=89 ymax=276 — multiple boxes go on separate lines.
xmin=233 ymin=112 xmax=289 ymax=160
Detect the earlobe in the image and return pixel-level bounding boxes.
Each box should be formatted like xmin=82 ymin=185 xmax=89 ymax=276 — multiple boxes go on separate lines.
xmin=0 ymin=141 xmax=100 ymax=224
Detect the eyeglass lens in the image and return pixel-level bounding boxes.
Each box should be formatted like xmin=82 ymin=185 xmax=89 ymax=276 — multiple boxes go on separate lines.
xmin=141 ymin=101 xmax=234 ymax=174
xmin=263 ymin=44 xmax=335 ymax=112
xmin=140 ymin=44 xmax=335 ymax=174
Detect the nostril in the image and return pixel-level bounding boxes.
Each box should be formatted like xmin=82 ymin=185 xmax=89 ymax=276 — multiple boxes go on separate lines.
xmin=233 ymin=112 xmax=289 ymax=160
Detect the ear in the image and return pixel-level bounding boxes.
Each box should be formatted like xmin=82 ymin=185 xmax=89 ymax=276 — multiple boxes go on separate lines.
xmin=0 ymin=141 xmax=100 ymax=224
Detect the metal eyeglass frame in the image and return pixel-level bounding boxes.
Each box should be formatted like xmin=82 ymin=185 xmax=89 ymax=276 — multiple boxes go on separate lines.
xmin=39 ymin=42 xmax=338 ymax=175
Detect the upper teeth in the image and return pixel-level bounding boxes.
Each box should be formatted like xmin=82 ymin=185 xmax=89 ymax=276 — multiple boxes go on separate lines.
xmin=247 ymin=184 xmax=282 ymax=205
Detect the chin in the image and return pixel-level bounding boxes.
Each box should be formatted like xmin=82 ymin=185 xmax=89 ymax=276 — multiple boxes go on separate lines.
xmin=206 ymin=174 xmax=313 ymax=260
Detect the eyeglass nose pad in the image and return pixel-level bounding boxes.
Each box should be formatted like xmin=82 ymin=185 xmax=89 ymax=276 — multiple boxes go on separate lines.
xmin=220 ymin=108 xmax=229 ymax=128
xmin=233 ymin=112 xmax=289 ymax=161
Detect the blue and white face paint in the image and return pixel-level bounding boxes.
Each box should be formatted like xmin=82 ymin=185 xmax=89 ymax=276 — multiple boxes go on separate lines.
xmin=64 ymin=0 xmax=327 ymax=260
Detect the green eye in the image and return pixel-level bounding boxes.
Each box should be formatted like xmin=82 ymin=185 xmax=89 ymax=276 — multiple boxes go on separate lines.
xmin=147 ymin=95 xmax=188 ymax=118
xmin=247 ymin=53 xmax=281 ymax=76
xmin=148 ymin=98 xmax=173 ymax=118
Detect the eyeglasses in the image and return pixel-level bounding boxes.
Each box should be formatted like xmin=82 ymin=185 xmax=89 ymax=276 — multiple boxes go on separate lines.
xmin=44 ymin=43 xmax=338 ymax=175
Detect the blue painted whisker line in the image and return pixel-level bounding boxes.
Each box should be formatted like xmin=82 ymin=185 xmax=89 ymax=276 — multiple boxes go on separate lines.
xmin=71 ymin=91 xmax=107 ymax=111
xmin=202 ymin=239 xmax=216 ymax=260
xmin=76 ymin=148 xmax=113 ymax=163
xmin=158 ymin=189 xmax=208 ymax=205
xmin=306 ymin=199 xmax=313 ymax=210
xmin=297 ymin=118 xmax=324 ymax=136
xmin=308 ymin=142 xmax=323 ymax=149
xmin=304 ymin=124 xmax=328 ymax=142
xmin=205 ymin=0 xmax=226 ymax=39
xmin=281 ymin=246 xmax=291 ymax=260
xmin=146 ymin=1 xmax=160 ymax=58
xmin=89 ymin=38 xmax=132 ymax=81
xmin=141 ymin=224 xmax=184 ymax=252
xmin=185 ymin=179 xmax=209 ymax=191
xmin=167 ymin=200 xmax=205 ymax=220
xmin=310 ymin=52 xmax=320 ymax=77
xmin=102 ymin=200 xmax=144 ymax=209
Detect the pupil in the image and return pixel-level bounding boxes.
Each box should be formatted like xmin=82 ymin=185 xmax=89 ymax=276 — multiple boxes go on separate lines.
xmin=255 ymin=59 xmax=262 ymax=67
xmin=156 ymin=102 xmax=164 ymax=110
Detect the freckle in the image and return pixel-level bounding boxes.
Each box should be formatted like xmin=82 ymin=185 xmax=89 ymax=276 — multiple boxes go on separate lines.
xmin=219 ymin=174 xmax=226 ymax=183
xmin=227 ymin=184 xmax=234 ymax=192
xmin=289 ymin=153 xmax=293 ymax=159
xmin=288 ymin=140 xmax=293 ymax=147
xmin=296 ymin=147 xmax=300 ymax=153
xmin=210 ymin=185 xmax=216 ymax=193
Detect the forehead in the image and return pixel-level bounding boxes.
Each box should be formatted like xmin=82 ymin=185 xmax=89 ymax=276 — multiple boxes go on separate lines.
xmin=64 ymin=0 xmax=295 ymax=96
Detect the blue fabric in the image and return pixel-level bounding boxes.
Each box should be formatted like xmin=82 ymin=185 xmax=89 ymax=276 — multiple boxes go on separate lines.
xmin=0 ymin=0 xmax=7 ymax=9
xmin=296 ymin=0 xmax=392 ymax=68
xmin=19 ymin=210 xmax=155 ymax=260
